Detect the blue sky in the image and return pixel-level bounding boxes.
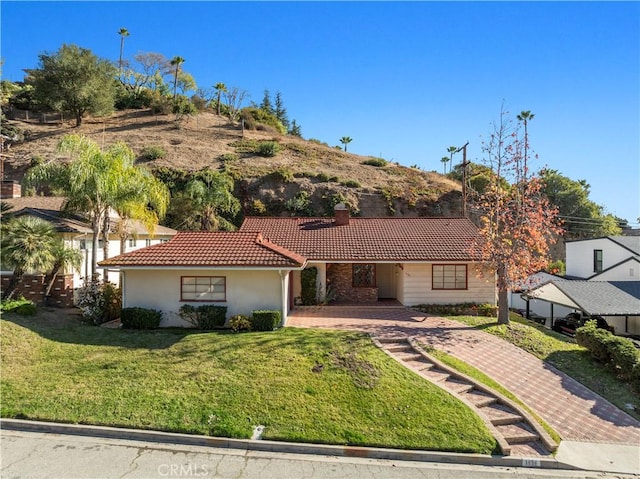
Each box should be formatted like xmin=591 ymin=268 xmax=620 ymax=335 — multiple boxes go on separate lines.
xmin=2 ymin=1 xmax=639 ymax=225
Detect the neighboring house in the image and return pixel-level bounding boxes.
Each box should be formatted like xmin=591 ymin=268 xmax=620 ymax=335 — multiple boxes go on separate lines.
xmin=101 ymin=205 xmax=497 ymax=327
xmin=1 ymin=186 xmax=177 ymax=295
xmin=522 ymin=236 xmax=640 ymax=336
xmin=565 ymin=236 xmax=640 ymax=281
xmin=509 ymin=272 xmax=573 ymax=321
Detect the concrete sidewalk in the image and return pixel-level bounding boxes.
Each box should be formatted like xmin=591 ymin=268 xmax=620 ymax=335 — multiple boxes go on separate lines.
xmin=288 ymin=306 xmax=640 ymax=474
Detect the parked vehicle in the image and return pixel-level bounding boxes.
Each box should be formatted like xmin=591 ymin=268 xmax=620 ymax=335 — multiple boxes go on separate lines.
xmin=552 ymin=312 xmax=614 ymax=336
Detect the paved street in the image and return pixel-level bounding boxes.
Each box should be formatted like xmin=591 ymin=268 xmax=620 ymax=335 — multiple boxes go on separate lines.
xmin=1 ymin=430 xmax=632 ymax=479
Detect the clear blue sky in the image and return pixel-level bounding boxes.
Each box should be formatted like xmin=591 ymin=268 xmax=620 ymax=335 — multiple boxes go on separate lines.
xmin=2 ymin=1 xmax=639 ymax=225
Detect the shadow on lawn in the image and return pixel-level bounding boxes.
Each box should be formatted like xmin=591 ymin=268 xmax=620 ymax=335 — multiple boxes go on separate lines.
xmin=3 ymin=309 xmax=190 ymax=349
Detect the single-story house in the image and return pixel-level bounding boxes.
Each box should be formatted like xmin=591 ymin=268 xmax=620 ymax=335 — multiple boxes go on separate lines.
xmin=101 ymin=205 xmax=497 ymax=327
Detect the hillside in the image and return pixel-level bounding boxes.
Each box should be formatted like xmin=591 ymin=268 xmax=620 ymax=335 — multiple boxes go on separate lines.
xmin=2 ymin=109 xmax=463 ymax=220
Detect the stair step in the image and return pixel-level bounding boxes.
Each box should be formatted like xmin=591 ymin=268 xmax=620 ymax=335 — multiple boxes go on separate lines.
xmin=481 ymin=403 xmax=525 ymax=425
xmin=375 ymin=337 xmax=408 ymax=344
xmin=395 ymin=352 xmax=426 ymax=362
xmin=420 ymin=369 xmax=450 ymax=382
xmin=495 ymin=422 xmax=540 ymax=444
xmin=443 ymin=378 xmax=475 ymax=394
xmin=462 ymin=390 xmax=498 ymax=407
xmin=386 ymin=344 xmax=413 ymax=353
xmin=508 ymin=441 xmax=552 ymax=457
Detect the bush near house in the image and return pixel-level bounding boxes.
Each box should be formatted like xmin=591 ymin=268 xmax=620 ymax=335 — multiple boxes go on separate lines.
xmin=1 ymin=297 xmax=36 ymax=316
xmin=415 ymin=303 xmax=497 ymax=317
xmin=178 ymin=304 xmax=227 ymax=329
xmin=251 ymin=310 xmax=281 ymax=331
xmin=120 ymin=307 xmax=162 ymax=329
xmin=576 ymin=320 xmax=640 ymax=382
xmin=229 ymin=314 xmax=251 ymax=333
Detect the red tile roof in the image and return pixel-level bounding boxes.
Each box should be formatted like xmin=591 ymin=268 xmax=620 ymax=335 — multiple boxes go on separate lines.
xmin=240 ymin=217 xmax=481 ymax=262
xmin=99 ymin=231 xmax=306 ymax=268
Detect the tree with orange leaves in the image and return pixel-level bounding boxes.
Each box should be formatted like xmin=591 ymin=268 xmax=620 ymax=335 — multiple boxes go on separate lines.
xmin=472 ymin=107 xmax=563 ymax=324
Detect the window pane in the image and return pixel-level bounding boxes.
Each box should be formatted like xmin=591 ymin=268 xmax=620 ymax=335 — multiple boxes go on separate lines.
xmin=181 ymin=277 xmax=226 ymax=301
xmin=433 ymin=265 xmax=467 ymax=290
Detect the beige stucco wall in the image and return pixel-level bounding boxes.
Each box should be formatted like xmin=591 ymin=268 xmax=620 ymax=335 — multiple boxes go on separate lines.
xmin=123 ymin=268 xmax=285 ymax=327
xmin=398 ymin=262 xmax=496 ymax=306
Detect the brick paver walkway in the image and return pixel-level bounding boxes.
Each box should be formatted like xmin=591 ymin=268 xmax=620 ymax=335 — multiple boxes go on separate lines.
xmin=288 ymin=306 xmax=640 ymax=446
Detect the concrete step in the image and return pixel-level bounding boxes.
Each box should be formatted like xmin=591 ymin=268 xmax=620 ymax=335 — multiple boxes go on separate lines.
xmin=420 ymin=369 xmax=450 ymax=383
xmin=462 ymin=390 xmax=498 ymax=408
xmin=508 ymin=441 xmax=552 ymax=457
xmin=385 ymin=344 xmax=413 ymax=353
xmin=481 ymin=403 xmax=525 ymax=426
xmin=495 ymin=422 xmax=540 ymax=444
xmin=375 ymin=337 xmax=408 ymax=344
xmin=443 ymin=378 xmax=475 ymax=394
xmin=395 ymin=352 xmax=426 ymax=362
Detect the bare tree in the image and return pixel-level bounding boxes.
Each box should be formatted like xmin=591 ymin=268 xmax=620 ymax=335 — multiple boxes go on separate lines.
xmin=223 ymin=87 xmax=248 ymax=122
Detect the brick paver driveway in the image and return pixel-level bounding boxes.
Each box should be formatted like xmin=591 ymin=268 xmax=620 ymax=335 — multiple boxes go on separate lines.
xmin=288 ymin=306 xmax=640 ymax=446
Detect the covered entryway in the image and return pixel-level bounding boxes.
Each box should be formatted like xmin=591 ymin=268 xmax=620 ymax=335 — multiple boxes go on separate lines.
xmin=376 ymin=263 xmax=397 ymax=299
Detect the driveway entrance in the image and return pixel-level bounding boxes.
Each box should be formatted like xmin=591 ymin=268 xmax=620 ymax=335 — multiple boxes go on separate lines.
xmin=288 ymin=306 xmax=640 ymax=446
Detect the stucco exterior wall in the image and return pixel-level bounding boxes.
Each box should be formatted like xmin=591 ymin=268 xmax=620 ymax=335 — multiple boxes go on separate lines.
xmin=122 ymin=268 xmax=284 ymax=327
xmin=591 ymin=261 xmax=640 ymax=281
xmin=399 ymin=262 xmax=496 ymax=306
xmin=566 ymin=238 xmax=635 ymax=279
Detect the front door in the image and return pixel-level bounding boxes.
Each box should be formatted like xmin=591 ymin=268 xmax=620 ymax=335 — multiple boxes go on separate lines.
xmin=377 ymin=264 xmax=396 ymax=299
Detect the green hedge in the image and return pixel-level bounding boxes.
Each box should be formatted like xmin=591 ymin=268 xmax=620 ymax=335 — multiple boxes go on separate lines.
xmin=121 ymin=307 xmax=162 ymax=329
xmin=1 ymin=298 xmax=37 ymax=316
xmin=251 ymin=310 xmax=281 ymax=331
xmin=414 ymin=303 xmax=497 ymax=317
xmin=576 ymin=320 xmax=640 ymax=382
xmin=178 ymin=304 xmax=227 ymax=329
xmin=300 ymin=267 xmax=318 ymax=306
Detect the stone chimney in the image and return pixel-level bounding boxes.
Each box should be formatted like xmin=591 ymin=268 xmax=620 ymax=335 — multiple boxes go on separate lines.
xmin=1 ymin=180 xmax=21 ymax=199
xmin=334 ymin=203 xmax=350 ymax=226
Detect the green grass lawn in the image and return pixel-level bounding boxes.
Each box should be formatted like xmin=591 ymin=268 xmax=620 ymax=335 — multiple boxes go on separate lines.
xmin=1 ymin=311 xmax=497 ymax=454
xmin=448 ymin=313 xmax=640 ymax=421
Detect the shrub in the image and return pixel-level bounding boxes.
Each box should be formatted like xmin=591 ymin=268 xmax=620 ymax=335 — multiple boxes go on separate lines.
xmin=607 ymin=336 xmax=639 ymax=380
xmin=285 ymin=191 xmax=312 ymax=214
xmin=1 ymin=297 xmax=36 ymax=316
xmin=76 ymin=279 xmax=122 ymax=325
xmin=178 ymin=304 xmax=227 ymax=329
xmin=229 ymin=314 xmax=252 ymax=333
xmin=251 ymin=310 xmax=281 ymax=331
xmin=272 ymin=166 xmax=294 ymax=183
xmin=250 ymin=199 xmax=267 ymax=215
xmin=300 ymin=267 xmax=318 ymax=306
xmin=362 ymin=158 xmax=387 ymax=167
xmin=140 ymin=145 xmax=166 ymax=161
xmin=14 ymin=302 xmax=37 ymax=316
xmin=316 ymin=172 xmax=338 ymax=183
xmin=121 ymin=307 xmax=162 ymax=329
xmin=576 ymin=321 xmax=613 ymax=363
xmin=340 ymin=179 xmax=361 ymax=188
xmin=219 ymin=153 xmax=238 ymax=163
xmin=257 ymin=141 xmax=281 ymax=157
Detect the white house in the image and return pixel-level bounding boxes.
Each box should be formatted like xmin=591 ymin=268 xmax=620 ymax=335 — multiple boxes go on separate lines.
xmin=524 ymin=236 xmax=640 ymax=335
xmin=101 ymin=207 xmax=497 ymax=327
xmin=2 ymin=194 xmax=177 ymax=290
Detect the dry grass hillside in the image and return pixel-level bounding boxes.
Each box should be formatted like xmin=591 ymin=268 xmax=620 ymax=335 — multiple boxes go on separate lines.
xmin=2 ymin=109 xmax=463 ymax=218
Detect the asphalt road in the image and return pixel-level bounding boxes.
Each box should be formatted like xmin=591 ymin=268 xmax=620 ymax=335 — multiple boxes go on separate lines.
xmin=1 ymin=429 xmax=633 ymax=479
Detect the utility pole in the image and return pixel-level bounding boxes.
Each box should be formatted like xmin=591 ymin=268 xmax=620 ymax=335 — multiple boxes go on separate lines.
xmin=456 ymin=142 xmax=470 ymax=217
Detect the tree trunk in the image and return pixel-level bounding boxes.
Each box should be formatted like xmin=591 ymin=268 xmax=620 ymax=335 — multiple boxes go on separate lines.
xmin=91 ymin=220 xmax=100 ymax=279
xmin=75 ymin=112 xmax=82 ymax=127
xmin=102 ymin=214 xmax=111 ymax=281
xmin=2 ymin=268 xmax=24 ymax=300
xmin=496 ymin=264 xmax=510 ymax=325
xmin=43 ymin=263 xmax=61 ymax=306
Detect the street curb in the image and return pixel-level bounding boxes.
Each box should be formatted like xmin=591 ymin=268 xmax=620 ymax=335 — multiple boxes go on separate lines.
xmin=0 ymin=418 xmax=577 ymax=470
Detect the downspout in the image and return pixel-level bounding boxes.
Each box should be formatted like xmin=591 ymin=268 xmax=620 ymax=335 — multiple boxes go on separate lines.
xmin=279 ymin=270 xmax=288 ymax=326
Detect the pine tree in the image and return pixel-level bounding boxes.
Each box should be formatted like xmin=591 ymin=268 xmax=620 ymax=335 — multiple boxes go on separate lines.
xmin=274 ymin=91 xmax=289 ymax=129
xmin=260 ymin=89 xmax=274 ymax=115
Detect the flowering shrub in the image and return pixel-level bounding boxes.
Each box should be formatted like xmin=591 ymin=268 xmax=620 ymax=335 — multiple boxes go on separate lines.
xmin=76 ymin=279 xmax=121 ymax=325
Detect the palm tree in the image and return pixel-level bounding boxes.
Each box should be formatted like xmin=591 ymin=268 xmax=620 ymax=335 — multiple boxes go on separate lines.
xmin=446 ymin=146 xmax=458 ymax=174
xmin=170 ymin=56 xmax=185 ymax=101
xmin=1 ymin=216 xmax=57 ymax=300
xmin=214 ymin=82 xmax=226 ymax=116
xmin=118 ymin=28 xmax=130 ymax=76
xmin=340 ymin=136 xmax=352 ymax=152
xmin=440 ymin=157 xmax=449 ymax=174
xmin=24 ymin=135 xmax=168 ymax=277
xmin=184 ymin=170 xmax=240 ymax=231
xmin=43 ymin=240 xmax=83 ymax=305
xmin=517 ymin=110 xmax=534 ymax=180
xmin=114 ymin=167 xmax=169 ymax=255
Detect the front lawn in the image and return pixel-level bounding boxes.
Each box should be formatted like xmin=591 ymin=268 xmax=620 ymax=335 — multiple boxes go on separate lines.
xmin=0 ymin=311 xmax=497 ymax=454
xmin=448 ymin=313 xmax=640 ymax=421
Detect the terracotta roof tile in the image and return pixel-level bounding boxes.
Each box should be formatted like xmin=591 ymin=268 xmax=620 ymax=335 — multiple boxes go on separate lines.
xmin=240 ymin=217 xmax=481 ymax=262
xmin=99 ymin=231 xmax=306 ymax=268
